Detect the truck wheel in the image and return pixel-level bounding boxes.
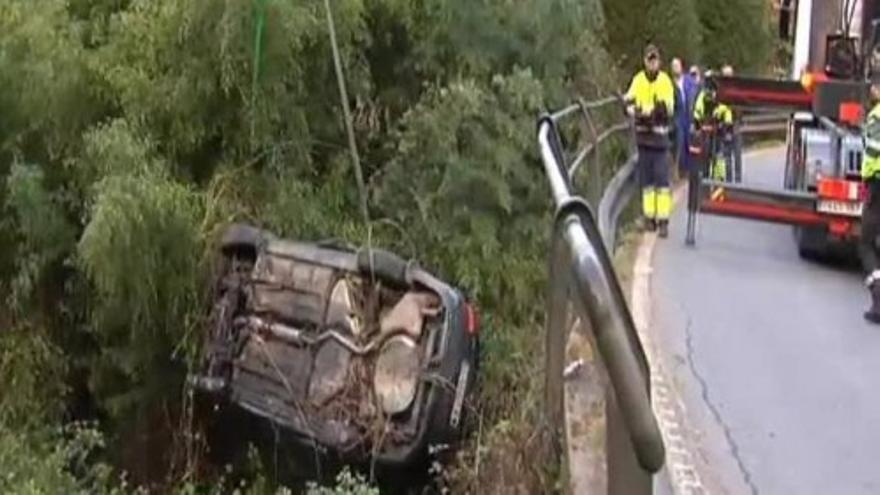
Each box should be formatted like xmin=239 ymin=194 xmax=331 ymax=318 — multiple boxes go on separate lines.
xmin=795 ymin=225 xmax=828 ymax=261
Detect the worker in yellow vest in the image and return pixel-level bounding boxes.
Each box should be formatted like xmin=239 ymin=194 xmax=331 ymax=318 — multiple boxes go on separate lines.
xmin=860 ymin=73 xmax=880 ymax=323
xmin=693 ymin=76 xmax=734 ymax=182
xmin=625 ymin=44 xmax=676 ymax=238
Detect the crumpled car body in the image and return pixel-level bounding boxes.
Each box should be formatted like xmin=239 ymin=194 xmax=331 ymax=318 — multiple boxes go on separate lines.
xmin=191 ymin=224 xmax=479 ymax=466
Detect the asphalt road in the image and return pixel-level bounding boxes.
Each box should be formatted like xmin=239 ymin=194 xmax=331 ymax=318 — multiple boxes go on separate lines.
xmin=651 ymin=147 xmax=880 ymax=495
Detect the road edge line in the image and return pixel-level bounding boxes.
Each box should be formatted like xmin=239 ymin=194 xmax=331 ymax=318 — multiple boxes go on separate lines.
xmin=633 ymin=185 xmax=709 ymax=495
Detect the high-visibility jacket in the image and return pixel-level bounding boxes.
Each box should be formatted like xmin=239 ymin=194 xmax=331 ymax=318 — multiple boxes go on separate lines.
xmin=626 ymin=70 xmax=675 ymax=115
xmin=863 ymin=103 xmax=880 ymax=181
xmin=693 ymin=90 xmax=733 ymax=127
xmin=625 ymin=70 xmax=675 ymax=148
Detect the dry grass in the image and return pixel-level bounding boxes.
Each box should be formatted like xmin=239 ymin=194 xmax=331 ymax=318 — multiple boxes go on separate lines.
xmin=612 ymin=220 xmax=644 ymax=303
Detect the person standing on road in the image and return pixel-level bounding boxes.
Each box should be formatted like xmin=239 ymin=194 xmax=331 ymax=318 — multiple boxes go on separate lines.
xmin=692 ymin=75 xmax=734 ymax=181
xmin=859 ymin=75 xmax=880 ymax=324
xmin=624 ymin=43 xmax=675 ymax=238
xmin=672 ymin=58 xmax=700 ymax=179
xmin=720 ymin=64 xmax=743 ymax=182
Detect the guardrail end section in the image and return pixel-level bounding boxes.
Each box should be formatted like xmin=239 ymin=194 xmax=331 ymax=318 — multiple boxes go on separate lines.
xmin=537 ymin=112 xmax=555 ymax=134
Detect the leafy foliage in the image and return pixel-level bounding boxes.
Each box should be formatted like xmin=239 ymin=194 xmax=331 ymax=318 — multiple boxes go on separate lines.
xmin=646 ymin=0 xmax=704 ymax=66
xmin=78 ymin=167 xmax=203 ymax=416
xmin=1 ymin=422 xmax=142 ymax=495
xmin=5 ymin=162 xmax=77 ymax=313
xmin=0 ymin=0 xmax=773 ymax=492
xmin=697 ymin=0 xmax=775 ymax=73
xmin=0 ymin=327 xmax=67 ymax=427
xmin=603 ymin=0 xmax=698 ymax=70
xmin=603 ymin=0 xmax=773 ymax=73
xmin=306 ymin=469 xmax=379 ymax=495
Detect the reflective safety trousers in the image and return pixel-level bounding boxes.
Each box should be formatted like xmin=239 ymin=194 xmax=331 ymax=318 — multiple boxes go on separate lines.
xmin=642 ymin=188 xmax=672 ymax=220
xmin=638 ymin=147 xmax=672 ymax=220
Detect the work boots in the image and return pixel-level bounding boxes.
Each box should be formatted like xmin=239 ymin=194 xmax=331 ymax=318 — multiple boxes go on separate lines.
xmin=658 ymin=220 xmax=669 ymax=239
xmin=641 ymin=218 xmax=669 ymax=238
xmin=865 ymin=272 xmax=880 ymax=324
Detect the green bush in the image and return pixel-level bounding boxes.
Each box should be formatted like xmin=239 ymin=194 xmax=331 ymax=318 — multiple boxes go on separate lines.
xmin=604 ymin=0 xmax=773 ymax=74
xmin=306 ymin=469 xmax=379 ymax=495
xmin=0 ymin=0 xmax=773 ymax=492
xmin=697 ymin=0 xmax=774 ymax=73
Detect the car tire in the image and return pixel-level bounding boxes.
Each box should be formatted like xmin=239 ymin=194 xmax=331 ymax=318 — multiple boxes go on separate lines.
xmin=356 ymin=247 xmax=409 ymax=288
xmin=220 ymin=223 xmax=263 ymax=261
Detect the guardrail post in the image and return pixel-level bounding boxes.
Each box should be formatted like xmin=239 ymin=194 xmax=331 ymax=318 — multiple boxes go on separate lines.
xmin=546 ymin=230 xmax=610 ymax=492
xmin=544 ymin=232 xmax=569 ymax=443
xmin=578 ymin=98 xmax=603 ymax=208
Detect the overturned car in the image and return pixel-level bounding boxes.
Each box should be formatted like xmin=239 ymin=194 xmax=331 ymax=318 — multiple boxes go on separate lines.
xmin=191 ymin=224 xmax=479 ymax=467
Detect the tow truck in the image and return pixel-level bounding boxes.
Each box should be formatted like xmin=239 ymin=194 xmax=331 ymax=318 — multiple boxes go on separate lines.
xmin=686 ymin=0 xmax=880 ymax=260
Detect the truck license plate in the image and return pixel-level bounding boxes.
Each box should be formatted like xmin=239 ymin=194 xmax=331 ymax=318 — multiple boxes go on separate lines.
xmin=817 ymin=200 xmax=863 ymax=217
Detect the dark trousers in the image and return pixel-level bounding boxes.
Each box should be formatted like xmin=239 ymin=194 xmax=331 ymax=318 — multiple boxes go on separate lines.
xmin=674 ymin=122 xmax=690 ymax=174
xmin=860 ymin=180 xmax=880 ymax=274
xmin=637 ymin=146 xmax=671 ymax=189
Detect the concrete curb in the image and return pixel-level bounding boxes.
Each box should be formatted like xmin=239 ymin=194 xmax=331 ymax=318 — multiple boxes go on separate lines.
xmin=632 ymin=186 xmax=710 ymax=495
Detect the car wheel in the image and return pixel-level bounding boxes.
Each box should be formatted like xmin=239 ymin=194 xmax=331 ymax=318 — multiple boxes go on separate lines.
xmin=220 ymin=223 xmax=264 ymax=261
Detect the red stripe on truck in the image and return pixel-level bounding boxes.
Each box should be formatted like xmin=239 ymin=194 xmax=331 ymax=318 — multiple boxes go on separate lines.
xmin=701 ymin=199 xmax=826 ymax=226
xmin=719 ymin=87 xmax=812 ymax=107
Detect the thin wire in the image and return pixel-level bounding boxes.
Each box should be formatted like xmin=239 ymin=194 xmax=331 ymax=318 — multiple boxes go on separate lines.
xmin=841 ymin=0 xmax=857 ymax=37
xmin=323 ymin=0 xmax=375 ymax=274
xmin=847 ymin=0 xmax=858 ymax=33
xmin=251 ymin=0 xmax=268 ymax=152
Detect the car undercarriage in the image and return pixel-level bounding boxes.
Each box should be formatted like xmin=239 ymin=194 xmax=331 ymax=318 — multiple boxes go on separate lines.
xmin=190 ymin=225 xmax=479 ymax=467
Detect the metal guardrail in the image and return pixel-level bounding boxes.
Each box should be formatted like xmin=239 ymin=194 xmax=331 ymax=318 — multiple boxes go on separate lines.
xmin=538 ymin=96 xmax=665 ymax=492
xmin=538 ymin=100 xmax=786 ymax=491
xmin=598 ymin=154 xmax=638 ymax=252
xmin=741 ymin=111 xmax=789 ymax=134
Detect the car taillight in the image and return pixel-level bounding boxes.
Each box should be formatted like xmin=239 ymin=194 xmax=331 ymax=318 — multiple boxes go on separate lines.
xmin=464 ymin=303 xmax=479 ymax=336
xmin=817 ymin=178 xmax=861 ymax=201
